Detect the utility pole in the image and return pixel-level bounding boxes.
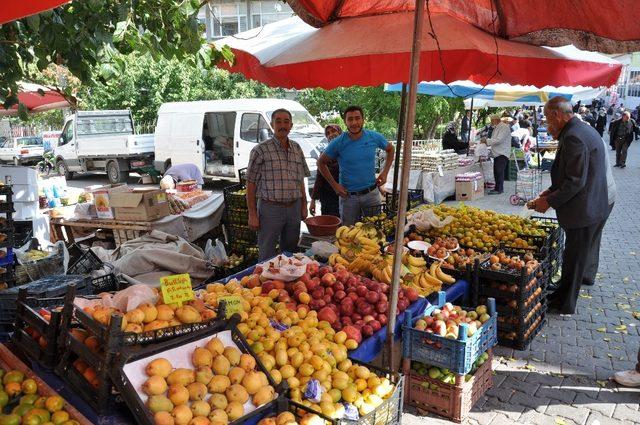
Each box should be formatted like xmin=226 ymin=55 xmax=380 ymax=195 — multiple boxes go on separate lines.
xmin=204 ymin=1 xmax=213 ymax=41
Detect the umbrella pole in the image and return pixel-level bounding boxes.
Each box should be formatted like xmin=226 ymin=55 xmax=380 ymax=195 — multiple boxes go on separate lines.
xmin=533 ymin=106 xmax=540 ymax=168
xmin=386 ymin=0 xmax=426 ymax=368
xmin=467 ymin=97 xmax=474 ymax=156
xmin=391 ymin=83 xmax=408 ymax=208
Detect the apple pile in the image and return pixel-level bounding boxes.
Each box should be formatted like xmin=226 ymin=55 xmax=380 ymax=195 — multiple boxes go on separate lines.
xmin=414 ymin=303 xmax=491 ymax=339
xmin=410 ymin=351 xmax=490 ymax=385
xmin=256 ymin=263 xmax=420 ymax=345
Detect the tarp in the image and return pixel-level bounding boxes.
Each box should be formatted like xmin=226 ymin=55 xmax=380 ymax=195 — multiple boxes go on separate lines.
xmin=0 ymin=83 xmax=71 ymax=116
xmin=288 ymin=0 xmax=640 ymax=53
xmin=217 ymin=15 xmax=622 ymax=90
xmin=384 ymin=80 xmax=608 ymax=107
xmin=0 ymin=0 xmax=69 ymax=25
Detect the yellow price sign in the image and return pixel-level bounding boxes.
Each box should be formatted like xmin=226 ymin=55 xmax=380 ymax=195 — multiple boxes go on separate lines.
xmin=160 ymin=274 xmax=194 ymax=306
xmin=218 ymin=295 xmax=243 ymax=319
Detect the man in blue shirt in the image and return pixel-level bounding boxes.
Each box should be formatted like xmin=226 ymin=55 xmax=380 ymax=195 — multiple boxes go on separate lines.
xmin=318 ymin=106 xmax=395 ymax=226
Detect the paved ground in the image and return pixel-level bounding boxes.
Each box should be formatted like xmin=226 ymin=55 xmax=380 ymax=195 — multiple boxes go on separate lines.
xmin=404 ymin=143 xmax=640 ymax=424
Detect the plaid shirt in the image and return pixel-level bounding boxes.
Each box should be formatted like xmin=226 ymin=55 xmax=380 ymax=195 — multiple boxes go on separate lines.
xmin=246 ymin=137 xmax=310 ymax=203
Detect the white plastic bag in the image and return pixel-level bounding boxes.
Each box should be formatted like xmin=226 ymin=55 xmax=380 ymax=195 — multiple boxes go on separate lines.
xmin=260 ymin=254 xmax=318 ymax=282
xmin=14 ymin=240 xmax=70 ymax=280
xmin=205 ymin=239 xmax=228 ymax=267
xmin=406 ymin=209 xmax=454 ymax=233
xmin=74 ymin=284 xmax=158 ymax=313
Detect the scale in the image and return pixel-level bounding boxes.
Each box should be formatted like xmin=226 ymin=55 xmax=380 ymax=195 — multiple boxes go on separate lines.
xmin=298 ymin=232 xmax=336 ymax=251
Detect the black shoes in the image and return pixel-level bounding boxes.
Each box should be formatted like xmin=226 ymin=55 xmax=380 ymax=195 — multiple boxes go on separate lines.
xmin=621 ymin=165 xmax=626 ymax=168
xmin=614 ymin=164 xmax=621 ymax=167
xmin=488 ymin=190 xmax=503 ymax=195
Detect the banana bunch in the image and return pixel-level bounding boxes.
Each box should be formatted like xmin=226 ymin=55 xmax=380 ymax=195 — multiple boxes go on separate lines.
xmin=402 ymin=252 xmax=428 ymax=275
xmin=328 ymin=252 xmax=350 ymax=267
xmin=370 ymin=257 xmax=393 ymax=284
xmin=335 ymin=223 xmax=385 ymax=255
xmin=428 ymin=261 xmax=456 ymax=284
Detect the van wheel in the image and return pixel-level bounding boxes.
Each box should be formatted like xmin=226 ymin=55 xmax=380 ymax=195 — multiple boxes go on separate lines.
xmin=107 ymin=160 xmax=128 ymax=184
xmin=57 ymin=160 xmax=74 ymax=180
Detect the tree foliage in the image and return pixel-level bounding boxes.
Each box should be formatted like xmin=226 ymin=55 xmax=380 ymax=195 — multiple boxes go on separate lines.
xmin=0 ymin=0 xmax=231 ymax=118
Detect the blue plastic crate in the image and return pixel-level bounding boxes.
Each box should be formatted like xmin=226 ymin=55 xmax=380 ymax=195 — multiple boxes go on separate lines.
xmin=0 ymin=248 xmax=13 ymax=266
xmin=402 ymin=291 xmax=497 ymax=375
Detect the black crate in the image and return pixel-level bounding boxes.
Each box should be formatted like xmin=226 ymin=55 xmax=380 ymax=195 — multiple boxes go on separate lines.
xmin=223 ymin=183 xmax=248 ymax=210
xmin=67 ymin=245 xmax=103 ymax=275
xmin=224 ymin=207 xmax=249 ymax=226
xmin=498 ymin=313 xmax=546 ymax=350
xmin=0 ymin=202 xmax=14 ymax=214
xmin=0 ymin=232 xmax=14 ymax=249
xmin=11 ymin=220 xmax=33 ymax=248
xmin=226 ymin=223 xmax=257 ymax=245
xmin=385 ymin=189 xmax=424 ymax=213
xmin=91 ymin=274 xmax=125 ymax=293
xmin=110 ymin=316 xmax=285 ymax=425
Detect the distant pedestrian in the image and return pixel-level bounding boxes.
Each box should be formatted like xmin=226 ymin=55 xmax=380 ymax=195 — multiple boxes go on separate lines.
xmin=530 ymin=97 xmax=609 ymax=315
xmin=609 ymin=111 xmax=639 ymax=168
xmin=481 ymin=114 xmax=511 ymax=195
xmin=442 ymin=122 xmax=468 ymax=154
xmin=519 ymin=113 xmax=532 ymax=130
xmin=595 ymin=108 xmax=607 ymax=137
xmin=460 ymin=110 xmax=471 ymax=143
xmin=309 ymin=125 xmax=342 ymax=217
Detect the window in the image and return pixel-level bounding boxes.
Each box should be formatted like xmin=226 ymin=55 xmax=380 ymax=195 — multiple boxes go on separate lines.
xmin=76 ymin=116 xmax=133 ymax=136
xmin=627 ymin=70 xmax=640 ymax=98
xmin=240 ymin=113 xmax=271 ymax=143
xmin=16 ymin=137 xmax=42 ymax=146
xmin=60 ymin=120 xmax=74 ymax=145
xmin=267 ymin=110 xmax=323 ymax=134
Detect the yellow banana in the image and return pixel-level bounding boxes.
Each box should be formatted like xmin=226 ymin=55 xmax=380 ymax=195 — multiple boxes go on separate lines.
xmin=336 ymin=255 xmax=350 ymax=266
xmin=336 ymin=226 xmax=349 ymax=239
xmin=408 ymin=255 xmax=427 ymax=268
xmin=429 ymin=262 xmax=440 ymax=279
xmin=436 ymin=265 xmax=456 ymax=284
xmin=358 ymin=236 xmax=380 ymax=248
xmin=422 ymin=270 xmax=442 ymax=285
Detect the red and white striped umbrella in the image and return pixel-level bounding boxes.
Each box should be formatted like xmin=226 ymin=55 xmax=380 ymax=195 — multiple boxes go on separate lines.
xmin=217 ymin=14 xmax=621 ymax=90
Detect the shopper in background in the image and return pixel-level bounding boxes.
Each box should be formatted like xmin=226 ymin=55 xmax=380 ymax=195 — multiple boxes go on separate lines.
xmin=309 ymin=125 xmax=342 ymax=217
xmin=442 ymin=122 xmax=469 ymax=154
xmin=519 ymin=113 xmax=532 ymax=130
xmin=460 ymin=110 xmax=471 ymax=143
xmin=609 ymin=111 xmax=639 ymax=168
xmin=481 ymin=114 xmax=512 ymax=195
xmin=318 ymin=105 xmax=395 ymax=226
xmin=530 ymin=96 xmax=609 ymax=315
xmin=246 ymin=108 xmax=310 ymax=261
xmin=595 ymin=108 xmax=608 ymax=137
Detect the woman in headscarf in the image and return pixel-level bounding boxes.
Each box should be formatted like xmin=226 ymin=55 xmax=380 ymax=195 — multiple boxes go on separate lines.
xmin=596 ymin=108 xmax=608 ymax=137
xmin=310 ymin=125 xmax=342 ymax=217
xmin=441 ymin=121 xmax=468 ymax=154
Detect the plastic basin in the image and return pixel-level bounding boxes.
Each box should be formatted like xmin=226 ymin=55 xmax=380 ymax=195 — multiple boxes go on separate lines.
xmin=304 ymin=215 xmax=341 ymax=237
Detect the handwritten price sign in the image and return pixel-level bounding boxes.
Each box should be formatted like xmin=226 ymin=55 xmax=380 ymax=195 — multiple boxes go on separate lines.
xmin=160 ymin=274 xmax=194 ymax=306
xmin=218 ymin=295 xmax=243 ymax=319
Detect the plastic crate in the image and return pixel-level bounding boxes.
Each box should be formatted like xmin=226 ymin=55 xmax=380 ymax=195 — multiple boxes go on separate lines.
xmin=0 ymin=247 xmax=13 ymax=267
xmin=478 ymin=255 xmax=541 ymax=285
xmin=10 ymin=287 xmax=75 ymax=369
xmin=0 ymin=202 xmax=14 ymax=214
xmin=403 ymin=292 xmax=497 ymax=375
xmin=226 ymin=223 xmax=257 ymax=245
xmin=91 ymin=274 xmax=124 ymax=293
xmin=498 ymin=313 xmax=546 ymax=350
xmin=385 ymin=189 xmax=424 ymax=213
xmin=406 ymin=350 xmax=493 ymax=422
xmin=67 ymin=245 xmax=103 ymax=275
xmin=223 ymin=183 xmax=248 ymax=210
xmin=110 ymin=317 xmax=285 ymax=425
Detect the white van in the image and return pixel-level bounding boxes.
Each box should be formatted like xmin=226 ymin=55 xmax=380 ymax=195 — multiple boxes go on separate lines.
xmin=153 ymin=99 xmax=325 ymax=181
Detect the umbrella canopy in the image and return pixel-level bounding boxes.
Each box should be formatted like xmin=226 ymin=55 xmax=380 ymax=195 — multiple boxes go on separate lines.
xmin=385 ymin=80 xmax=607 ymax=106
xmin=0 ymin=0 xmax=70 ymax=25
xmin=0 ymin=83 xmax=72 ymax=116
xmin=288 ymin=0 xmax=640 ymax=53
xmin=217 ymin=15 xmax=622 ymax=90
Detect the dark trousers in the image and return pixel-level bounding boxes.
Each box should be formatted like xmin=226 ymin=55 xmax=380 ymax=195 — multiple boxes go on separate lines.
xmin=583 ymin=203 xmax=614 ymax=284
xmin=552 ymin=218 xmax=607 ymax=313
xmin=493 ymin=155 xmax=509 ymax=192
xmin=319 ymin=194 xmax=340 ymax=217
xmin=615 ymin=138 xmax=629 ymax=165
xmin=257 ymin=199 xmax=301 ymax=261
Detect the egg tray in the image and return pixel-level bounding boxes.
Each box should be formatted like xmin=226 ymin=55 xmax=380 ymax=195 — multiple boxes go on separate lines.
xmin=111 ymin=316 xmax=285 ymax=425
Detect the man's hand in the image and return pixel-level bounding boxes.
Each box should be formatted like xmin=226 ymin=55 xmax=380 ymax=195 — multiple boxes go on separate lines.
xmin=376 ymin=171 xmax=388 ymax=187
xmin=333 ymin=183 xmax=348 ymax=198
xmin=248 ymin=211 xmax=260 ymax=231
xmin=539 ymin=189 xmax=551 ymax=197
xmin=309 ymin=200 xmax=316 ymax=216
xmin=301 ymin=201 xmax=308 ymax=220
xmin=531 ymin=197 xmax=551 ymax=213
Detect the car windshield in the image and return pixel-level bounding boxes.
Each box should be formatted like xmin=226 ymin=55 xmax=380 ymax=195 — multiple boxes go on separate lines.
xmin=77 ymin=115 xmax=134 ymax=136
xmin=268 ymin=110 xmax=323 ymax=134
xmin=16 ymin=137 xmax=43 ymax=146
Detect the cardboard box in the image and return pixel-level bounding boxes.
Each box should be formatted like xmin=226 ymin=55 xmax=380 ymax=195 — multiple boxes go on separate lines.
xmin=456 ymin=178 xmax=484 ymax=201
xmin=109 ymin=188 xmax=170 ymax=221
xmin=92 ymin=184 xmax=130 ymax=219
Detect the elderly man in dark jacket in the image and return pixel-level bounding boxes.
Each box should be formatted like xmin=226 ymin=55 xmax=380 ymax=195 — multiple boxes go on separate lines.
xmin=529 ymin=97 xmax=609 ymax=315
xmin=609 ymin=111 xmax=639 ymax=168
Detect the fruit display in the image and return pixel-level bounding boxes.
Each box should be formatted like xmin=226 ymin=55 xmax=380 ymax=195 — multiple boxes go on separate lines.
xmin=414 ymin=303 xmax=492 ymax=339
xmin=443 ymin=248 xmax=489 ymax=272
xmin=412 ymin=204 xmax=549 ymax=251
xmin=0 ymin=367 xmax=82 ymax=425
xmin=79 ymin=293 xmax=217 ymax=335
xmin=334 ymin=223 xmax=386 ymax=260
xmin=140 ymin=335 xmax=277 ymax=425
xmin=361 ymin=211 xmax=395 ymax=237
xmin=20 ymin=250 xmax=52 ymax=262
xmin=425 ymin=237 xmax=458 ymax=260
xmin=21 ymin=308 xmax=55 ymax=351
xmin=402 ymin=262 xmax=453 ymax=298
xmin=482 ymin=251 xmax=540 ymax=275
xmin=257 ymin=410 xmax=324 ymax=425
xmin=410 ymin=351 xmax=490 ymax=384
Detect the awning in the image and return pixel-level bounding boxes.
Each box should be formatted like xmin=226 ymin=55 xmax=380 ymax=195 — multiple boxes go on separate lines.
xmin=1 ymin=0 xmax=70 ymax=25
xmin=0 ymin=83 xmax=72 ymax=116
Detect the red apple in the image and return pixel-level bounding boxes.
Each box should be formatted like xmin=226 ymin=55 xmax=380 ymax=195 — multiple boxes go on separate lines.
xmin=305 ymin=263 xmax=319 ymax=276
xmin=352 ymin=313 xmax=362 ymax=322
xmin=340 ymin=303 xmax=354 ymax=316
xmin=322 ymin=294 xmax=332 ymax=304
xmin=378 ymin=314 xmax=388 ymax=326
xmin=365 ymin=291 xmax=380 ymax=304
xmin=262 ymin=281 xmax=275 ymax=294
xmin=370 ymin=320 xmax=382 ymax=332
xmin=376 ymin=301 xmax=388 ymax=314
xmin=325 ymin=287 xmax=335 ymax=297
xmin=362 ymin=325 xmax=374 ymax=338
xmin=348 ymin=292 xmax=359 ymax=301
xmin=356 ymin=285 xmax=368 ymax=297
xmin=343 ymin=325 xmax=362 ymax=343
xmin=307 ymin=277 xmax=321 ymax=292
xmin=311 ymin=288 xmax=325 ymax=299
xmin=318 ymin=266 xmax=332 ymax=277
xmin=334 ymin=282 xmax=345 ymax=292
xmin=322 ymin=273 xmax=337 ymax=286
xmin=335 ymin=269 xmax=350 ymax=284
xmin=334 ymin=290 xmax=346 ymax=301
xmin=363 ymin=315 xmax=375 ymax=323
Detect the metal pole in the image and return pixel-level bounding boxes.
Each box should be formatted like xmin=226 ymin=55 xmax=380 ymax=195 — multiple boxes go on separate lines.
xmin=467 ymin=97 xmax=474 ymax=156
xmin=533 ymin=106 xmax=540 ymax=168
xmin=386 ymin=0 xmax=426 ymax=367
xmin=392 ymin=83 xmax=408 ymax=211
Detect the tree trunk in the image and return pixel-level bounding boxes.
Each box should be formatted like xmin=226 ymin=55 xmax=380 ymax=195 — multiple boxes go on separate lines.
xmin=426 ymin=116 xmax=442 ymax=139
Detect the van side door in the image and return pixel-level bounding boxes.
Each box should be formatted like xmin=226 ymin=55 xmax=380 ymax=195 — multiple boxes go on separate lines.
xmin=235 ymin=112 xmax=272 ymax=171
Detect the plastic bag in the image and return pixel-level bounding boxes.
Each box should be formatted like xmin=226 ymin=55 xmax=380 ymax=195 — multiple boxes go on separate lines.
xmin=260 ymin=254 xmax=317 ymax=282
xmin=205 ymin=239 xmax=228 ymax=267
xmin=74 ymin=284 xmax=158 ymax=313
xmin=406 ymin=209 xmax=454 ymax=233
xmin=14 ymin=240 xmax=70 ymax=281
xmin=311 ymin=241 xmax=338 ymax=259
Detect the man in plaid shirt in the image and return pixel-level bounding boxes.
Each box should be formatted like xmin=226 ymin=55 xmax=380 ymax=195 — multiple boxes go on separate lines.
xmin=246 ymin=108 xmax=310 ymax=260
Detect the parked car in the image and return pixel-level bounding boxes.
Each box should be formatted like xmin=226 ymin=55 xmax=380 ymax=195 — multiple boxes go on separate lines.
xmin=154 ymin=99 xmax=325 ymax=183
xmin=0 ymin=136 xmax=44 ymax=165
xmin=54 ymin=110 xmax=155 ymax=183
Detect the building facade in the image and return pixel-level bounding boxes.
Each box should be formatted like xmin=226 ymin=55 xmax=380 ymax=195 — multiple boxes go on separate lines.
xmin=611 ymin=52 xmax=640 ymax=110
xmin=199 ymin=0 xmax=294 ymax=40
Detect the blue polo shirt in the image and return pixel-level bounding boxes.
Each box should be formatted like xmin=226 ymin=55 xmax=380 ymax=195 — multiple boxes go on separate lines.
xmin=324 ymin=129 xmax=388 ymax=192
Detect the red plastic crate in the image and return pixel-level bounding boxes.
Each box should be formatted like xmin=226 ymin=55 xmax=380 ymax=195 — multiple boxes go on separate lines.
xmin=405 ymin=350 xmax=493 ymax=422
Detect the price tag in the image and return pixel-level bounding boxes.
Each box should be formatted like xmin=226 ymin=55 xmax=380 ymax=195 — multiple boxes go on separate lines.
xmin=160 ymin=274 xmax=194 ymax=306
xmin=219 ymin=295 xmax=243 ymax=319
